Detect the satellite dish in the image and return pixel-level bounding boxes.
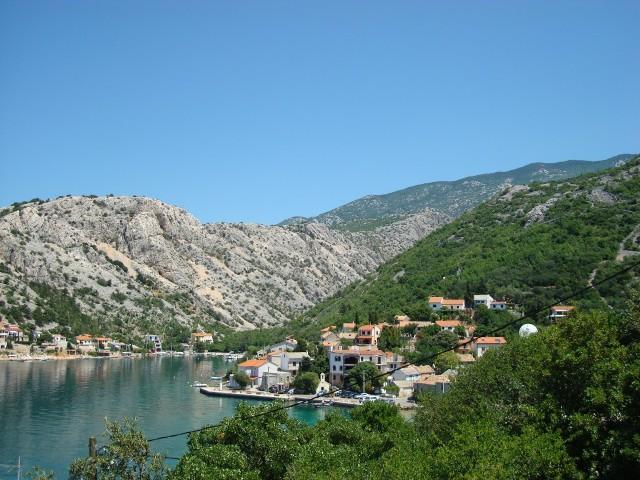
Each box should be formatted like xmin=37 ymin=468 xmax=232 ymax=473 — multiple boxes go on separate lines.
xmin=519 ymin=324 xmax=539 ymax=337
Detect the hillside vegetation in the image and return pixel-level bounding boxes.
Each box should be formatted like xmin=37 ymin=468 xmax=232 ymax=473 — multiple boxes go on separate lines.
xmin=300 ymin=156 xmax=640 ymax=330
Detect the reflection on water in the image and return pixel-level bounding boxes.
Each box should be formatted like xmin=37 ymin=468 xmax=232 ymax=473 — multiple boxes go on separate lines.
xmin=0 ymin=357 xmax=330 ymax=479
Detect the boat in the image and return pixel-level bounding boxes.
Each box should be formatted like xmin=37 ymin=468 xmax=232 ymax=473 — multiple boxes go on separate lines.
xmin=191 ymin=382 xmax=208 ymax=387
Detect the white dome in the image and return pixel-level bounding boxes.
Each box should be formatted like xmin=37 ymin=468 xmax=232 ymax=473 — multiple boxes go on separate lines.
xmin=519 ymin=324 xmax=539 ymax=337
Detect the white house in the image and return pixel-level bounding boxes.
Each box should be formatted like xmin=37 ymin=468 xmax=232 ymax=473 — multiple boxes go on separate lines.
xmin=75 ymin=334 xmax=97 ymax=353
xmin=235 ymin=359 xmax=280 ymax=388
xmin=277 ymin=351 xmax=310 ymax=375
xmin=549 ymin=305 xmax=575 ymax=321
xmin=144 ymin=335 xmax=163 ymax=352
xmin=356 ymin=324 xmax=381 ymax=346
xmin=428 ymin=297 xmax=465 ymax=311
xmin=472 ymin=337 xmax=507 ymax=358
xmin=191 ymin=332 xmax=214 ymax=344
xmin=0 ymin=332 xmax=7 ymax=350
xmin=473 ymin=294 xmax=494 ymax=307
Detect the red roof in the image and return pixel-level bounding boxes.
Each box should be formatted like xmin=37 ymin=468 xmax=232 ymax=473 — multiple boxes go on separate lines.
xmin=428 ymin=296 xmax=444 ymax=303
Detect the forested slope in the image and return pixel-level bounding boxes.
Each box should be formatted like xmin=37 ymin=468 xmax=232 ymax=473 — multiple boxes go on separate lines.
xmin=303 ymin=156 xmax=640 ymax=327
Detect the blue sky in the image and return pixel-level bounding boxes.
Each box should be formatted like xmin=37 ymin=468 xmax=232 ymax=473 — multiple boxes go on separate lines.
xmin=1 ymin=1 xmax=638 ymax=224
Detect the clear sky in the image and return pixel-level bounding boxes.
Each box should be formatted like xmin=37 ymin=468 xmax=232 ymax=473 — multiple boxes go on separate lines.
xmin=1 ymin=1 xmax=638 ymax=224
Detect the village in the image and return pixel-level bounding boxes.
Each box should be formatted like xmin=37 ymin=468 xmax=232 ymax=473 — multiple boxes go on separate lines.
xmin=197 ymin=295 xmax=576 ymax=407
xmin=0 ymin=294 xmax=577 ymax=408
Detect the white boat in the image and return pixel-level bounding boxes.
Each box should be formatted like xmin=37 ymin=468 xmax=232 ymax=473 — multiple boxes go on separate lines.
xmin=191 ymin=382 xmax=207 ymax=387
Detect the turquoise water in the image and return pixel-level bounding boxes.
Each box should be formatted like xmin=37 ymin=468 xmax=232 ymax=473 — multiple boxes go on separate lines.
xmin=0 ymin=357 xmax=333 ymax=479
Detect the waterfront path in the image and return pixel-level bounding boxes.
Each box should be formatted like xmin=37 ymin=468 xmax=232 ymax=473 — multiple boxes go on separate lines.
xmin=199 ymin=387 xmax=416 ymax=409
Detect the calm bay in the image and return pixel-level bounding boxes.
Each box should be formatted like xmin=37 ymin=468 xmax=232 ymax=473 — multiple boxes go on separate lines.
xmin=0 ymin=357 xmax=331 ymax=479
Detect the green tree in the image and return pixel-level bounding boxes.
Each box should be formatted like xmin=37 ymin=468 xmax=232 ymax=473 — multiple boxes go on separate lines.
xmin=291 ymin=372 xmax=319 ymax=394
xmin=346 ymin=362 xmax=381 ymax=393
xmin=378 ymin=327 xmax=403 ymax=351
xmin=416 ymin=330 xmax=458 ymax=363
xmin=433 ymin=350 xmax=460 ymax=374
xmin=233 ymin=371 xmax=250 ymax=390
xmin=69 ymin=419 xmax=166 ymax=480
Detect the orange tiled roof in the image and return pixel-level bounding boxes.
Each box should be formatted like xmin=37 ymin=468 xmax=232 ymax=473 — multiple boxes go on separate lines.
xmin=442 ymin=299 xmax=465 ymax=306
xmin=551 ymin=305 xmax=575 ymax=311
xmin=238 ymin=359 xmax=268 ymax=368
xmin=428 ymin=296 xmax=444 ymax=303
xmin=436 ymin=320 xmax=462 ymax=328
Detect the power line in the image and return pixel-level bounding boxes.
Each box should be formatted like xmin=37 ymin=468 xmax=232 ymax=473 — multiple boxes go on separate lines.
xmin=134 ymin=257 xmax=640 ymax=447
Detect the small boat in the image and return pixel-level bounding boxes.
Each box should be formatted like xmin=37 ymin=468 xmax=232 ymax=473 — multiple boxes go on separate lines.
xmin=191 ymin=382 xmax=208 ymax=388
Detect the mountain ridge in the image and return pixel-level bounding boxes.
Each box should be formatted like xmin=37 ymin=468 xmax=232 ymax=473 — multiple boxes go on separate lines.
xmin=281 ymin=154 xmax=634 ymax=231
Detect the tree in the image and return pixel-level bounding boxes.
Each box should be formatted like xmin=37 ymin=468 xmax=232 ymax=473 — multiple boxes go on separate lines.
xmin=416 ymin=331 xmax=458 ymax=363
xmin=69 ymin=419 xmax=166 ymax=480
xmin=433 ymin=350 xmax=460 ymax=374
xmin=346 ymin=362 xmax=381 ymax=393
xmin=292 ymin=372 xmax=319 ymax=394
xmin=233 ymin=371 xmax=250 ymax=390
xmin=378 ymin=327 xmax=403 ymax=351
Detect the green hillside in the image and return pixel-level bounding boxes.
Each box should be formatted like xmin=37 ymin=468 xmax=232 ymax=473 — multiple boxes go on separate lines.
xmin=282 ymin=154 xmax=635 ymax=231
xmin=302 ymin=156 xmax=640 ymax=328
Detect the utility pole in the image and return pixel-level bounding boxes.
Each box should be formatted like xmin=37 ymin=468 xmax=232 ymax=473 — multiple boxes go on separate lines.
xmin=89 ymin=436 xmax=97 ymax=480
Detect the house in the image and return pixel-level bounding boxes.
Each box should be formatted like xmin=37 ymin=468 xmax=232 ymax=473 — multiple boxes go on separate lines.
xmin=428 ymin=297 xmax=465 ymax=311
xmin=414 ymin=370 xmax=456 ymax=396
xmin=321 ymin=340 xmax=338 ymax=351
xmin=260 ymin=371 xmax=292 ymax=391
xmin=337 ymin=332 xmax=357 ymax=342
xmin=490 ymin=300 xmax=508 ymax=310
xmin=144 ymin=335 xmax=163 ymax=352
xmin=191 ymin=332 xmax=214 ymax=344
xmin=75 ymin=334 xmax=97 ymax=353
xmin=386 ymin=352 xmax=405 ymax=372
xmin=276 ymin=351 xmax=310 ymax=375
xmin=393 ymin=315 xmax=411 ymax=323
xmin=41 ymin=334 xmax=68 ymax=353
xmin=1 ymin=321 xmax=25 ymax=342
xmin=392 ymin=366 xmax=421 ymax=382
xmin=328 ymin=346 xmax=388 ymax=386
xmin=473 ymin=337 xmax=507 ymax=357
xmin=473 ymin=294 xmax=494 ymax=307
xmin=268 ymin=336 xmax=298 ymax=352
xmin=234 ymin=359 xmax=280 ymax=388
xmin=94 ymin=337 xmax=113 ymax=350
xmin=356 ymin=324 xmax=381 ymax=346
xmin=549 ymin=305 xmax=575 ymax=321
xmin=320 ymin=330 xmax=341 ymax=344
xmin=414 ymin=364 xmax=435 ymax=379
xmin=455 ymin=338 xmax=473 ymax=354
xmin=0 ymin=332 xmax=7 ymax=350
xmin=389 ymin=380 xmax=416 ymax=398
xmin=455 ymin=353 xmax=476 ymax=365
xmin=341 ymin=322 xmax=356 ymax=332
xmin=266 ymin=351 xmax=283 ymax=368
xmin=435 ymin=320 xmax=463 ymax=333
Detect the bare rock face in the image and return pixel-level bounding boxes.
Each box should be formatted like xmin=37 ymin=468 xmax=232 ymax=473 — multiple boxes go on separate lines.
xmin=0 ymin=196 xmax=448 ymax=332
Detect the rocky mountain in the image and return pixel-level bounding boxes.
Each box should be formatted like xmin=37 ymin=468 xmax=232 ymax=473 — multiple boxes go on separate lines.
xmin=0 ymin=196 xmax=448 ymax=335
xmin=281 ymin=154 xmax=634 ymax=231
